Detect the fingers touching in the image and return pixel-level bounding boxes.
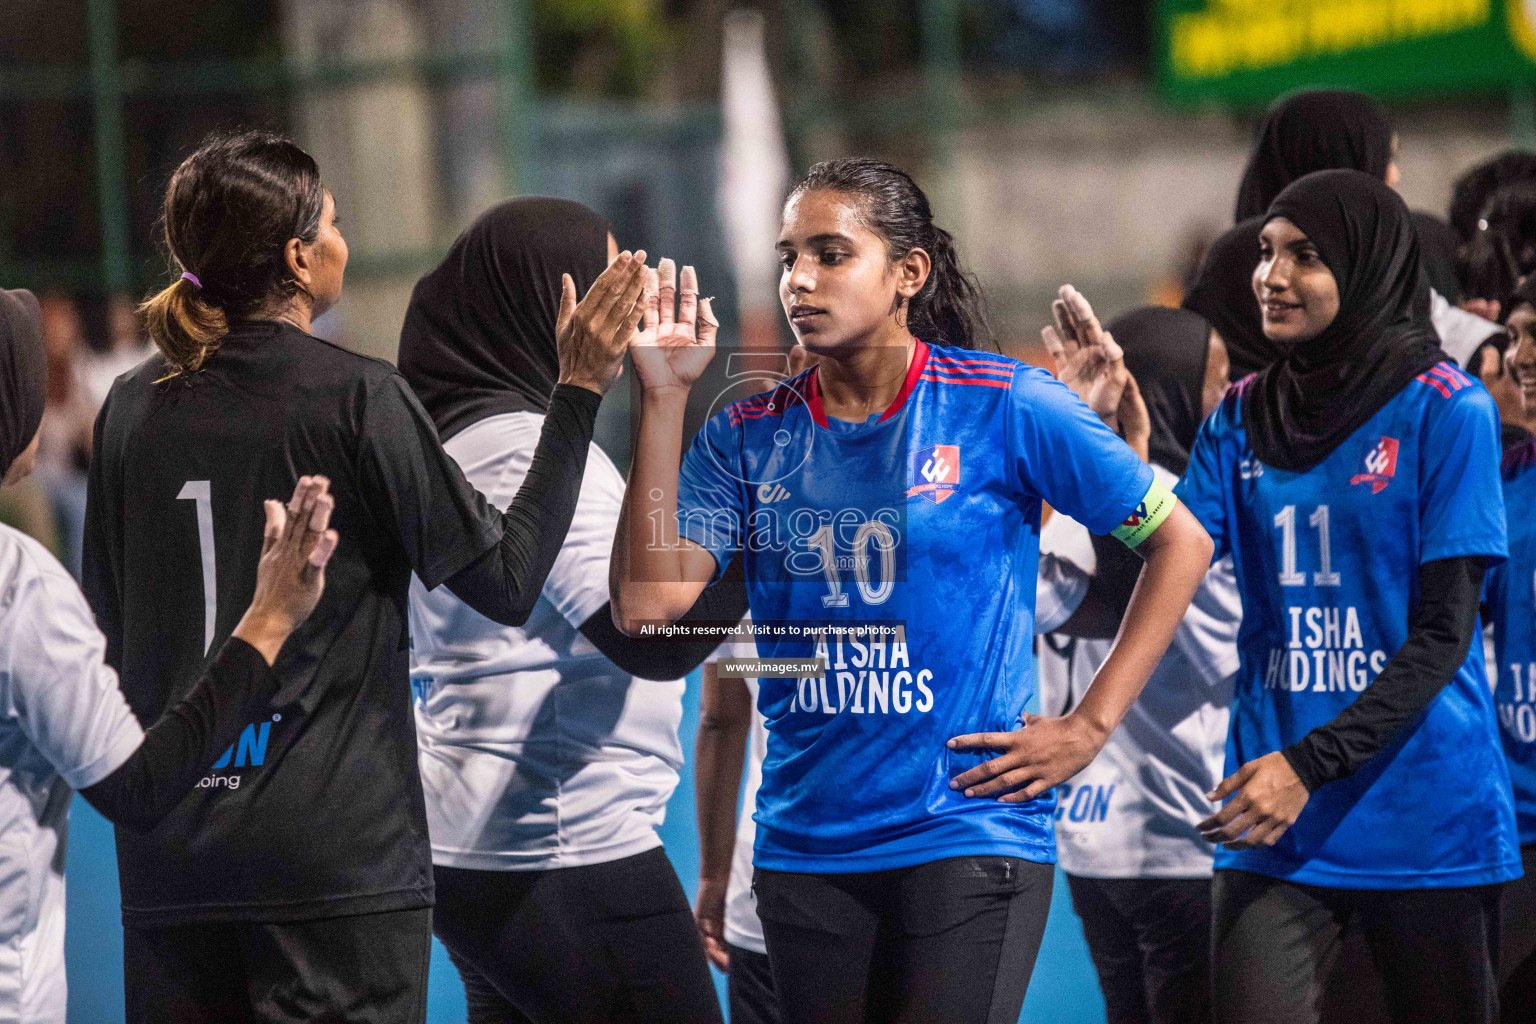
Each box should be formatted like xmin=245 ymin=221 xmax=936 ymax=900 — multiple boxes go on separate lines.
xmin=678 ymin=264 xmax=699 ymax=327
xmin=656 ymin=258 xmax=677 ymax=326
xmin=262 ymin=500 xmax=287 ymax=556
xmin=556 ymin=273 xmax=577 ymax=336
xmin=638 ymin=260 xmax=706 ymax=341
xmin=275 ymin=475 xmax=340 ymax=578
xmin=643 ymin=267 xmax=661 ymax=334
xmin=697 ymin=296 xmax=718 ymax=347
xmin=581 ymin=250 xmax=648 ymax=335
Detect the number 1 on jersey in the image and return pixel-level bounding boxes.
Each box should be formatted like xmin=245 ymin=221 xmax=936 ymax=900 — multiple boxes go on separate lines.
xmin=177 ymin=480 xmax=217 ymax=653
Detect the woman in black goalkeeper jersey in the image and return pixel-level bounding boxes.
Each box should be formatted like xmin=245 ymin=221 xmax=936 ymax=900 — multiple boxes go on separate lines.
xmin=81 ymin=130 xmax=647 ymax=1024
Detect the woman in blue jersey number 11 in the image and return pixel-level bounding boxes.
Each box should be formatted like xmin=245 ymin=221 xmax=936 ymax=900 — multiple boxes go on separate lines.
xmin=1487 ymin=274 xmax=1536 ymax=1022
xmin=609 ymin=158 xmax=1213 ymax=1023
xmin=1174 ymin=168 xmax=1520 ymax=1024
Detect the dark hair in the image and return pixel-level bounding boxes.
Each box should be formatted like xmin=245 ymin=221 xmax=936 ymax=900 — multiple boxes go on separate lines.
xmin=1449 ymin=150 xmax=1536 ymax=244
xmin=141 ymin=130 xmax=327 ymax=376
xmin=790 ymin=158 xmax=991 ymax=349
xmin=1458 ymin=180 xmax=1536 ymax=314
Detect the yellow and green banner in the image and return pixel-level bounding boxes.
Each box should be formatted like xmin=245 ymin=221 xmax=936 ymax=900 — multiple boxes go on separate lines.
xmin=1158 ymin=0 xmax=1536 ymax=104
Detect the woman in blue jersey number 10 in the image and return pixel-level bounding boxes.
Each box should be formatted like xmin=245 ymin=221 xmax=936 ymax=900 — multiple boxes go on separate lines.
xmin=1174 ymin=168 xmax=1520 ymax=1024
xmin=609 ymin=157 xmax=1213 ymax=1023
xmin=1488 ymin=274 xmax=1536 ymax=1021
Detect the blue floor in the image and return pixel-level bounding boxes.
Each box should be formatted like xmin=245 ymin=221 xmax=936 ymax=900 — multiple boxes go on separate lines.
xmin=63 ymin=671 xmax=1107 ymax=1023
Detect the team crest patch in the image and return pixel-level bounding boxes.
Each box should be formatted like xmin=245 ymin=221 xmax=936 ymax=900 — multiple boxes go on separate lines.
xmin=907 ymin=444 xmax=960 ymax=504
xmin=1349 ymin=436 xmax=1399 ymax=494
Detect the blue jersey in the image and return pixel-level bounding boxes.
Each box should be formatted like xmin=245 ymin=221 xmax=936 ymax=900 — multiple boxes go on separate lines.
xmin=1486 ymin=437 xmax=1536 ymax=845
xmin=1176 ymin=363 xmax=1519 ymax=888
xmin=677 ymin=341 xmax=1155 ymax=873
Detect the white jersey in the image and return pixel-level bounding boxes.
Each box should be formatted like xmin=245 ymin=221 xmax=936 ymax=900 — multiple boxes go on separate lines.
xmin=409 ymin=413 xmax=686 ymax=871
xmin=0 ymin=524 xmax=144 ymax=1023
xmin=1036 ymin=464 xmax=1240 ymax=879
xmin=1430 ymin=288 xmax=1502 ymax=369
xmin=717 ymin=638 xmax=767 ymax=955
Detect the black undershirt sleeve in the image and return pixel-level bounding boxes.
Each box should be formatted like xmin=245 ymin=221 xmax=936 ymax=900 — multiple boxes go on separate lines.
xmin=1087 ymin=530 xmax=1145 ymax=621
xmin=1280 ymin=555 xmax=1486 ymax=793
xmin=79 ymin=638 xmax=279 ymax=832
xmin=443 ymin=384 xmax=603 ymax=628
xmin=578 ymin=554 xmax=750 ymax=680
xmin=1051 ymin=531 xmax=1145 ymax=640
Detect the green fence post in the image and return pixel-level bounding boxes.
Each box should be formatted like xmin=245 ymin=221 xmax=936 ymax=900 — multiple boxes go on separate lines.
xmin=498 ymin=0 xmax=535 ymax=195
xmin=86 ymin=0 xmax=130 ymax=294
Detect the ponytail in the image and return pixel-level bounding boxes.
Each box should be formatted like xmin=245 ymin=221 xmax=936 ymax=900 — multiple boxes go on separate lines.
xmin=919 ymin=223 xmax=988 ymax=352
xmin=141 ymin=274 xmax=226 ymax=378
xmin=145 ymin=129 xmax=327 ymax=379
xmin=791 ymin=158 xmax=992 ymax=349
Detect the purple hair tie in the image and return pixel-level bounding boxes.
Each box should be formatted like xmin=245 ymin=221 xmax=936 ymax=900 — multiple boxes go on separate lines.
xmin=180 ymin=271 xmax=201 ymax=289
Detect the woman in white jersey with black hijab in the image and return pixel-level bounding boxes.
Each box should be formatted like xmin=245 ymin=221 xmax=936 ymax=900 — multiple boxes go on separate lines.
xmin=397 ymin=198 xmax=747 ymax=1024
xmin=1036 ymin=295 xmax=1239 ymax=1024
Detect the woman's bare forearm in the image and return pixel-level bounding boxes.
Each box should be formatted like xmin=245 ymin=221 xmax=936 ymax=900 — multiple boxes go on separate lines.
xmin=1073 ymin=503 xmax=1213 ymax=740
xmin=695 ymin=667 xmax=751 ymax=885
xmin=611 ymin=389 xmax=711 ymax=631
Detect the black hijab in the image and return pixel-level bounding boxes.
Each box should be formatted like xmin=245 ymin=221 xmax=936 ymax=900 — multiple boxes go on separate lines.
xmin=1108 ymin=306 xmax=1212 ymax=476
xmin=1234 ymin=90 xmax=1394 ymax=223
xmin=398 ymin=198 xmax=611 ymax=441
xmin=1182 ymin=218 xmax=1282 ymax=380
xmin=1244 ymin=169 xmax=1447 ymax=473
xmin=1412 ymin=210 xmax=1462 ymax=304
xmin=0 ymin=289 xmax=46 ymax=478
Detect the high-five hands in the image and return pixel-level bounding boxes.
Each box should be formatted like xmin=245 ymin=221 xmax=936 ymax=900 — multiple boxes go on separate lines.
xmin=232 ymin=475 xmax=340 ymax=666
xmin=555 ymin=250 xmax=650 ymax=396
xmin=1041 ymin=285 xmax=1130 ymax=432
xmin=630 ymin=258 xmax=719 ymax=396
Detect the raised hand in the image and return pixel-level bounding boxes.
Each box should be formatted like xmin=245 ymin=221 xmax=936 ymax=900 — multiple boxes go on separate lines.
xmin=630 ymin=258 xmax=718 ymax=395
xmin=1041 ymin=284 xmax=1128 ymax=430
xmin=555 ymin=250 xmax=650 ymax=396
xmin=1117 ymin=372 xmax=1151 ymax=462
xmin=232 ymin=475 xmax=340 ymax=665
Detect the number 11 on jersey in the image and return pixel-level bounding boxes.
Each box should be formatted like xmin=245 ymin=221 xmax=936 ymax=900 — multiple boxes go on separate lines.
xmin=178 ymin=480 xmax=217 ymax=654
xmin=1273 ymin=503 xmax=1341 ymax=588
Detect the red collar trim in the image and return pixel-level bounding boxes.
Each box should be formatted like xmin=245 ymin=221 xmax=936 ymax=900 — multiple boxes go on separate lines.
xmin=805 ymin=340 xmax=929 ymax=429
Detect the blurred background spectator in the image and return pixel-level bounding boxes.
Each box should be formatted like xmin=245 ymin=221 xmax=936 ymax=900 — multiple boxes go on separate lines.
xmin=36 ymin=293 xmax=94 ymax=575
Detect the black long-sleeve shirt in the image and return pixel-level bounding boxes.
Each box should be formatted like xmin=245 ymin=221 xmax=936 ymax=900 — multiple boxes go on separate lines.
xmin=82 ymin=323 xmax=603 ymax=925
xmin=82 ymin=638 xmax=278 ymax=831
xmin=1280 ymin=556 xmax=1486 ymax=791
